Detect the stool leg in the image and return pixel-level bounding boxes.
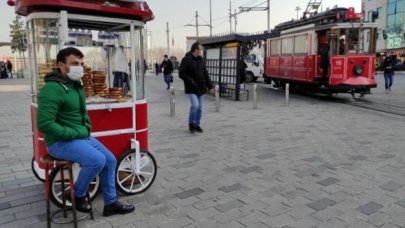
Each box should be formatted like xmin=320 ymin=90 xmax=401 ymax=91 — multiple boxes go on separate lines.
xmin=45 ymin=163 xmax=51 ymax=228
xmin=60 ymin=165 xmax=67 ymax=218
xmin=86 ymin=191 xmax=94 ymax=219
xmin=68 ymin=165 xmax=78 ymax=228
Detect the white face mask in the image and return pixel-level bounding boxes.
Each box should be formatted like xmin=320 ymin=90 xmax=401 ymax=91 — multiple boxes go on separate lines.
xmin=67 ymin=65 xmax=83 ymax=81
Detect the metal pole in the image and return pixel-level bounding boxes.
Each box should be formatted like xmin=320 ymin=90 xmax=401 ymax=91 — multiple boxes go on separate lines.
xmin=253 ymin=84 xmax=258 ymax=109
xmin=209 ymin=0 xmax=212 ymax=37
xmin=285 ymin=83 xmax=289 ymax=106
xmin=166 ymin=22 xmax=170 ymax=56
xmin=229 ymin=1 xmax=232 ymax=33
xmin=196 ymin=11 xmax=199 ymax=38
xmin=234 ymin=9 xmax=237 ymax=33
xmin=215 ymin=84 xmax=220 ymax=112
xmin=267 ymin=0 xmax=270 ymax=31
xmin=170 ymin=85 xmax=175 ymax=116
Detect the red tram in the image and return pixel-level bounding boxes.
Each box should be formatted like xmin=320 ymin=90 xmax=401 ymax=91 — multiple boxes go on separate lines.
xmin=263 ymin=7 xmax=378 ymax=99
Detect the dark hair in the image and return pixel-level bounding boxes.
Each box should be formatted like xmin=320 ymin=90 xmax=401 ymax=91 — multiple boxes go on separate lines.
xmin=190 ymin=42 xmax=201 ymax=52
xmin=56 ymin=47 xmax=84 ymax=64
xmin=164 ymin=55 xmax=168 ymax=58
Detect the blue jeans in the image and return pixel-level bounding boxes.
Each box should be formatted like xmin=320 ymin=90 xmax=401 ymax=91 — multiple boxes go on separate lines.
xmin=47 ymin=137 xmax=117 ymax=205
xmin=188 ymin=94 xmax=203 ymax=126
xmin=384 ymin=73 xmax=394 ymax=90
xmin=164 ymin=74 xmax=172 ymax=89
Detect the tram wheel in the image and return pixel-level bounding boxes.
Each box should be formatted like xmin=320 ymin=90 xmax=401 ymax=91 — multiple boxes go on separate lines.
xmin=31 ymin=156 xmax=45 ymax=182
xmin=351 ymin=92 xmax=365 ymax=101
xmin=116 ymin=150 xmax=157 ymax=195
xmin=49 ymin=165 xmax=100 ymax=208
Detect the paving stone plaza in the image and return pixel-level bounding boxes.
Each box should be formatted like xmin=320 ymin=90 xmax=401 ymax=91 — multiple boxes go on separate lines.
xmin=0 ymin=73 xmax=405 ymax=228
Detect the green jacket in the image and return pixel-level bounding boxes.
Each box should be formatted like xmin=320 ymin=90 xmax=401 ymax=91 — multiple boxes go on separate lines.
xmin=37 ymin=69 xmax=91 ymax=146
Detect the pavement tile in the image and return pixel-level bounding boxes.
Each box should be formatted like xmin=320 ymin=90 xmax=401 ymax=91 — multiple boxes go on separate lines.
xmin=356 ymin=201 xmax=384 ymax=215
xmin=306 ymin=198 xmax=336 ymax=211
xmin=214 ymin=199 xmax=245 ymax=213
xmin=380 ymin=181 xmax=403 ymax=192
xmin=175 ymin=188 xmax=204 ymax=199
xmin=218 ymin=183 xmax=246 ymax=193
xmin=316 ymin=177 xmax=340 ymax=186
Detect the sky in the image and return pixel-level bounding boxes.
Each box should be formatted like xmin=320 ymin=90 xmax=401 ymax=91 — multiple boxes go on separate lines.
xmin=0 ymin=0 xmax=361 ymax=56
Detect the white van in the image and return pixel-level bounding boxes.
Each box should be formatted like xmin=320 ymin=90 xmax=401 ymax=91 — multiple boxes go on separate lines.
xmin=244 ymin=51 xmax=264 ymax=82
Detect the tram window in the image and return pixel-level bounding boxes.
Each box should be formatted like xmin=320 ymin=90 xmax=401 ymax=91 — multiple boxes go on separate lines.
xmin=281 ymin=37 xmax=293 ymax=55
xmin=270 ymin=39 xmax=280 ymax=55
xmin=338 ymin=36 xmax=346 ymax=55
xmin=360 ymin=28 xmax=374 ymax=54
xmin=294 ymin=35 xmax=308 ymax=54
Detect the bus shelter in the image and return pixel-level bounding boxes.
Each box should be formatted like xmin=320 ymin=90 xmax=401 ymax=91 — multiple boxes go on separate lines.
xmin=201 ymin=32 xmax=279 ymax=101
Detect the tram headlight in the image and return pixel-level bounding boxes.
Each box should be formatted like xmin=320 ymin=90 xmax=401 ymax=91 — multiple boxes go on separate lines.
xmin=353 ymin=64 xmax=364 ymax=76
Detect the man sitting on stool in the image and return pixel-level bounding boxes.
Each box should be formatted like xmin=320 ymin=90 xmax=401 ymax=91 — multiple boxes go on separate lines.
xmin=37 ymin=47 xmax=135 ymax=217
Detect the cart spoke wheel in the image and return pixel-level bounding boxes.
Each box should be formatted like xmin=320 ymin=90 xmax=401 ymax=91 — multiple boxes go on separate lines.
xmin=116 ymin=150 xmax=157 ymax=195
xmin=49 ymin=166 xmax=100 ymax=208
xmin=138 ymin=171 xmax=153 ymax=176
xmin=118 ymin=173 xmax=134 ymax=185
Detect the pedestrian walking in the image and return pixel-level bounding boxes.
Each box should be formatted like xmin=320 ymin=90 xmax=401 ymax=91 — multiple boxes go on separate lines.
xmin=154 ymin=63 xmax=159 ymax=76
xmin=320 ymin=45 xmax=330 ymax=86
xmin=179 ymin=42 xmax=214 ymax=134
xmin=6 ymin=60 xmax=13 ymax=78
xmin=37 ymin=47 xmax=135 ymax=216
xmin=382 ymin=55 xmax=395 ymax=93
xmin=0 ymin=62 xmax=8 ymax=79
xmin=161 ymin=55 xmax=173 ymax=90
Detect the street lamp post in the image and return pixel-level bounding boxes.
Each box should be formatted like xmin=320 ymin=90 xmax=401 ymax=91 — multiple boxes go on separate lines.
xmin=295 ymin=6 xmax=301 ymax=20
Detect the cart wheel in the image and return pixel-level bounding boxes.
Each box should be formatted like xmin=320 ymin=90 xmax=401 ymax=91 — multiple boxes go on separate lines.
xmin=31 ymin=156 xmax=45 ymax=182
xmin=116 ymin=150 xmax=157 ymax=195
xmin=49 ymin=166 xmax=100 ymax=208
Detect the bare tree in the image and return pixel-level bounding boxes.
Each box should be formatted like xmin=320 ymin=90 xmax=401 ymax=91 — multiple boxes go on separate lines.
xmin=9 ymin=15 xmax=27 ymax=72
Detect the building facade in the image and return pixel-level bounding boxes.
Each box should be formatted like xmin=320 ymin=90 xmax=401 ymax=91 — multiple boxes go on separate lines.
xmin=362 ymin=0 xmax=405 ymax=55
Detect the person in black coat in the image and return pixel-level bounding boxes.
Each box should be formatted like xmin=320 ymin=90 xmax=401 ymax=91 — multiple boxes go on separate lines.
xmin=382 ymin=55 xmax=395 ymax=93
xmin=6 ymin=60 xmax=12 ymax=78
xmin=161 ymin=55 xmax=173 ymax=89
xmin=179 ymin=42 xmax=214 ymax=133
xmin=320 ymin=45 xmax=330 ymax=86
xmin=0 ymin=62 xmax=8 ymax=79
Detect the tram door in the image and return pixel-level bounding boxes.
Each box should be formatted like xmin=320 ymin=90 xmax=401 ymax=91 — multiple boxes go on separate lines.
xmin=316 ymin=30 xmax=330 ymax=79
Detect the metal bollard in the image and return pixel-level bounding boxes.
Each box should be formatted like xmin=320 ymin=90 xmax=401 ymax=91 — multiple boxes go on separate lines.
xmin=253 ymin=83 xmax=258 ymax=109
xmin=285 ymin=83 xmax=289 ymax=106
xmin=215 ymin=84 xmax=220 ymax=112
xmin=170 ymin=85 xmax=175 ymax=116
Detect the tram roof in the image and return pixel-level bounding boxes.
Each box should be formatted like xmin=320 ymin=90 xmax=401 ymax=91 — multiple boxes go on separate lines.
xmin=274 ymin=7 xmax=351 ymax=32
xmin=201 ymin=32 xmax=280 ymax=47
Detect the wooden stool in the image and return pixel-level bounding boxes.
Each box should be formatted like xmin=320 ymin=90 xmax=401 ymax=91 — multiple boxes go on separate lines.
xmin=40 ymin=154 xmax=94 ymax=228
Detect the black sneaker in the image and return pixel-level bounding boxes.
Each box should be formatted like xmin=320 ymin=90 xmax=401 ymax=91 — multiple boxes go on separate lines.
xmin=194 ymin=125 xmax=203 ymax=133
xmin=103 ymin=201 xmax=135 ymax=217
xmin=64 ymin=190 xmax=92 ymax=213
xmin=189 ymin=124 xmax=196 ymax=134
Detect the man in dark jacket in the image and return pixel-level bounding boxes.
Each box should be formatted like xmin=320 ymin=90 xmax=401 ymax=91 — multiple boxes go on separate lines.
xmin=179 ymin=42 xmax=214 ymax=133
xmin=6 ymin=60 xmax=12 ymax=78
xmin=161 ymin=55 xmax=173 ymax=89
xmin=37 ymin=47 xmax=134 ymax=216
xmin=320 ymin=45 xmax=330 ymax=86
xmin=382 ymin=55 xmax=395 ymax=93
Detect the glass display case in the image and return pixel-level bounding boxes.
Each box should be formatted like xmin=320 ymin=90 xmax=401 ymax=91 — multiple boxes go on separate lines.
xmin=27 ymin=13 xmax=145 ymax=103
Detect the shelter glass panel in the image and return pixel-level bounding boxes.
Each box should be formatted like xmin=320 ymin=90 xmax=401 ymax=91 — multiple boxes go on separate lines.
xmin=206 ymin=48 xmax=220 ymax=60
xmin=222 ymin=47 xmax=237 ymax=59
